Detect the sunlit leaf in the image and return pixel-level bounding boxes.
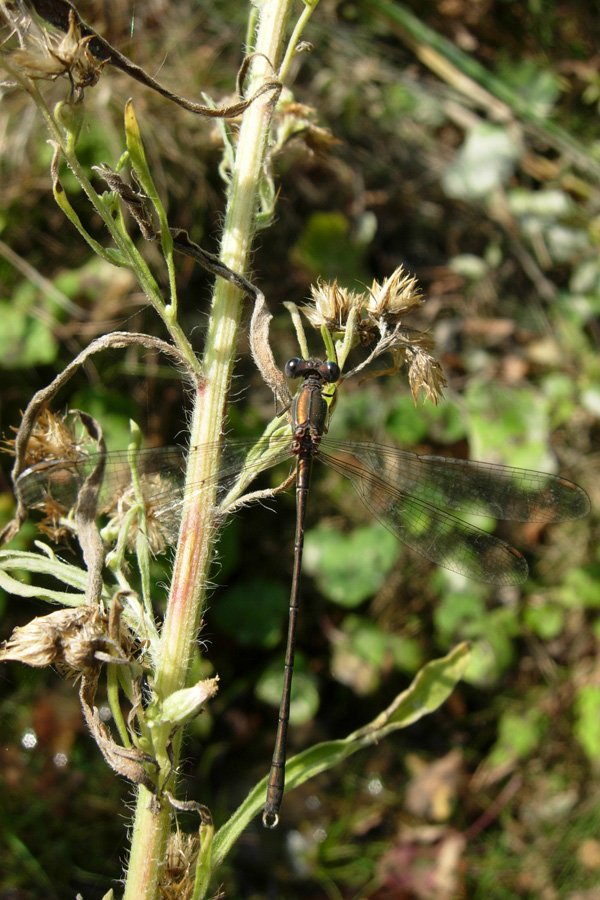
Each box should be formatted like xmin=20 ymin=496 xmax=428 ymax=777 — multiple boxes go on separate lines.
xmin=442 ymin=123 xmax=520 ymax=199
xmin=255 ymin=652 xmax=319 ymax=725
xmin=0 ymin=303 xmax=57 ymax=368
xmin=465 ymin=381 xmax=556 ymax=471
xmin=523 ymin=601 xmax=564 ymax=640
xmin=303 ymin=523 xmax=398 ymax=607
xmin=487 ymin=707 xmax=548 ymax=768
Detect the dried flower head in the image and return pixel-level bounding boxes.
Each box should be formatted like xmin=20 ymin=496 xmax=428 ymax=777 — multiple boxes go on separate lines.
xmin=273 ymin=97 xmax=340 ymax=157
xmin=301 ymin=267 xmax=446 ymax=405
xmin=0 ymin=606 xmax=110 ymax=676
xmin=4 ymin=407 xmax=89 ymax=466
xmin=159 ymin=829 xmax=201 ymax=900
xmin=303 ymin=280 xmax=365 ymax=332
xmin=10 ymin=9 xmax=105 ymax=90
xmin=407 ymin=345 xmax=447 ymax=406
xmin=366 ymin=267 xmax=424 ymax=326
xmin=8 ymin=410 xmax=102 ymax=541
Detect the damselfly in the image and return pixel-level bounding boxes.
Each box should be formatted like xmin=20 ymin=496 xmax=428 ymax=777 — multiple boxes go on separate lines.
xmin=15 ymin=359 xmax=590 ymax=825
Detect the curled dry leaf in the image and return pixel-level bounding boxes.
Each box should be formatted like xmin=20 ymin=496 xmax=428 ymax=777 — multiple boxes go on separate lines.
xmin=0 ymin=331 xmax=196 ymax=547
xmin=80 ymin=673 xmax=156 ymax=791
xmin=93 ymin=164 xmax=155 ymax=240
xmin=19 ymin=0 xmax=282 ymax=118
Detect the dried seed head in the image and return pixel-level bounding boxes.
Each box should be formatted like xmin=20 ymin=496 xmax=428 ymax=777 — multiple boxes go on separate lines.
xmin=10 ymin=9 xmax=105 ymax=88
xmin=6 ymin=408 xmax=92 ymax=468
xmin=0 ymin=606 xmax=108 ymax=675
xmin=160 ymin=829 xmax=200 ymax=900
xmin=366 ymin=267 xmax=424 ymax=326
xmin=303 ymin=280 xmax=365 ymax=332
xmin=273 ymin=97 xmax=340 ymax=157
xmin=8 ymin=410 xmax=100 ymax=540
xmin=300 ymin=267 xmax=447 ymax=404
xmin=407 ymin=346 xmax=447 ymax=406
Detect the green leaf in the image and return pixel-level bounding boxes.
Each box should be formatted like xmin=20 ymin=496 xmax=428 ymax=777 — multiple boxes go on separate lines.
xmin=212 ymin=578 xmax=288 ymax=648
xmin=434 ymin=589 xmax=517 ymax=687
xmin=463 ymin=634 xmax=514 ymax=688
xmin=52 ymin=179 xmax=126 ymax=266
xmin=124 ymin=99 xmax=160 ymax=207
xmin=507 ymin=187 xmax=574 ymax=219
xmin=487 ymin=707 xmax=548 ymax=768
xmin=255 ymin=652 xmax=319 ymax=725
xmin=212 ymin=643 xmax=470 ymax=866
xmin=387 ymin=394 xmax=456 ymax=445
xmin=340 ymin=614 xmax=389 ymax=666
xmin=0 ymin=548 xmax=91 ymax=605
xmin=557 ymin=566 xmax=600 ymax=610
xmin=570 ymin=258 xmax=600 ymax=296
xmin=330 ymin=615 xmax=424 ymax=694
xmin=574 ymin=685 xmax=600 ymax=763
xmin=496 ymin=58 xmax=562 ymax=117
xmin=433 ymin=588 xmax=487 ymax=641
xmin=330 ymin=615 xmax=388 ymax=695
xmin=442 ymin=123 xmax=520 ymax=200
xmin=0 ymin=302 xmax=57 ymax=368
xmin=124 ymin=100 xmax=173 ymax=260
xmin=465 ymin=381 xmax=555 ymax=471
xmin=303 ymin=523 xmax=398 ymax=607
xmin=291 ymin=211 xmax=372 ymax=286
xmin=523 ymin=602 xmax=565 ymax=640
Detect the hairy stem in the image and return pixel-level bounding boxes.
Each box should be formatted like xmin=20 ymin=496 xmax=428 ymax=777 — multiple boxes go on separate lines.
xmin=122 ymin=0 xmax=293 ymax=896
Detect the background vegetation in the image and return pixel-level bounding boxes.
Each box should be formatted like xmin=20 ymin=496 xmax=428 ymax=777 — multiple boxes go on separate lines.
xmin=0 ymin=0 xmax=598 ymax=897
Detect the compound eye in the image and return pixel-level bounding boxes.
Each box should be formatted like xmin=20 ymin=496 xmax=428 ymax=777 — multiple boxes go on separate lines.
xmin=322 ymin=360 xmax=340 ymax=383
xmin=284 ymin=358 xmax=302 ymax=378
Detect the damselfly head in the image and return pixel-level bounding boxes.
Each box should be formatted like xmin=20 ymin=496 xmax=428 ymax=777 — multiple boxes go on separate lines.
xmin=284 ymin=358 xmax=340 ymax=383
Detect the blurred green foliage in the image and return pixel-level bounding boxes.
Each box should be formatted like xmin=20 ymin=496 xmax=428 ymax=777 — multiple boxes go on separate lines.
xmin=303 ymin=523 xmax=398 ymax=607
xmin=255 ymin=651 xmax=320 ymax=725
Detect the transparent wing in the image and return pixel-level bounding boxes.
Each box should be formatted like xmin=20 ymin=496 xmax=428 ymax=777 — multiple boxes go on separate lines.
xmin=15 ymin=430 xmax=588 ymax=580
xmin=319 ymin=446 xmax=527 ymax=584
xmin=15 ymin=434 xmax=295 ymax=544
xmin=321 ymin=438 xmax=589 ymax=523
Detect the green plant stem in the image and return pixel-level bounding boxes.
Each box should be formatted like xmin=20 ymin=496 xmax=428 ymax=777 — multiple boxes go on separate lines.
xmin=122 ymin=1 xmax=293 ymax=896
xmin=279 ymin=0 xmax=320 ymax=82
xmin=0 ymin=59 xmax=200 ymax=374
